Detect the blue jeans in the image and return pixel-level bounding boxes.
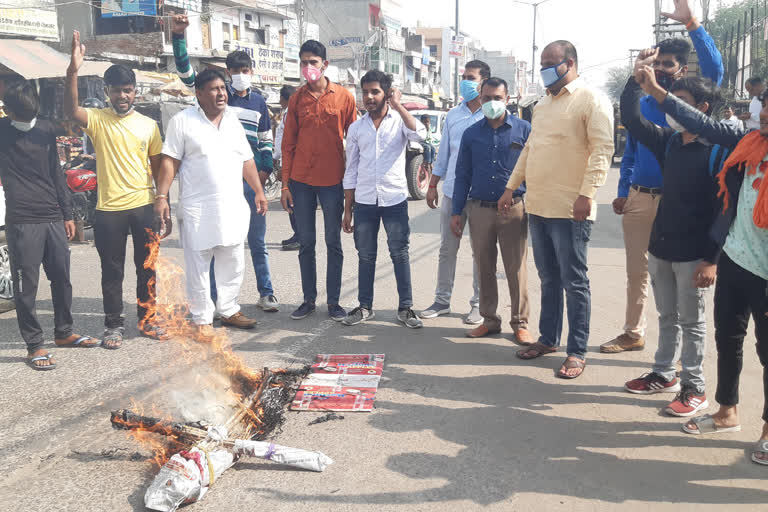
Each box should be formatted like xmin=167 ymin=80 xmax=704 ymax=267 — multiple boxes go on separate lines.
xmin=422 ymin=143 xmax=436 ymax=164
xmin=354 ymin=201 xmax=413 ymax=310
xmin=290 ymin=180 xmax=344 ymax=304
xmin=210 ymin=181 xmax=274 ymax=303
xmin=529 ymin=215 xmax=592 ymax=359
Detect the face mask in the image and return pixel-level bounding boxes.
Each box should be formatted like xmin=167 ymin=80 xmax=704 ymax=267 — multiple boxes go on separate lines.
xmin=10 ymin=118 xmax=36 ymax=132
xmin=655 ymin=70 xmax=679 ymax=91
xmin=540 ymin=60 xmax=567 ymax=88
xmin=302 ymin=65 xmax=323 ymax=83
xmin=460 ymin=79 xmax=480 ymax=102
xmin=482 ymin=100 xmax=506 ymax=120
xmin=230 ymin=73 xmax=251 ymax=92
xmin=665 ymin=113 xmax=686 ymax=133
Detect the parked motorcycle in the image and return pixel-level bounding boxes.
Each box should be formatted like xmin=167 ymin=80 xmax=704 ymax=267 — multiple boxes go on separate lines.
xmin=64 ymin=155 xmax=97 ymax=229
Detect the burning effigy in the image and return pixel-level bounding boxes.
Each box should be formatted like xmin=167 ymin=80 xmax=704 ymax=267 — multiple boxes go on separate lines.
xmin=110 ymin=234 xmax=332 ymax=512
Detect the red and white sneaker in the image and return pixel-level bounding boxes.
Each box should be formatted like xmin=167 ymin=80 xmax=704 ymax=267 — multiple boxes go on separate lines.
xmin=665 ymin=387 xmax=709 ymax=417
xmin=624 ymin=372 xmax=682 ymax=394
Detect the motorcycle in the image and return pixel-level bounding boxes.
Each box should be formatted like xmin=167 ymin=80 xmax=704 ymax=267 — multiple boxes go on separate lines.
xmin=64 ymin=155 xmax=98 ymax=229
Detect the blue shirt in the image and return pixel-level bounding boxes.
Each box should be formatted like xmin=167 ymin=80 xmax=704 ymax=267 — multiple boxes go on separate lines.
xmin=433 ymin=101 xmax=486 ymax=199
xmin=452 ymin=113 xmax=531 ymax=216
xmin=618 ymin=25 xmax=724 ymax=197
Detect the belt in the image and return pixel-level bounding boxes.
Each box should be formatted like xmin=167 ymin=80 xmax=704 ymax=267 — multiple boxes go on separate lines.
xmin=471 ymin=197 xmax=523 ymax=209
xmin=631 ymin=184 xmax=662 ymax=195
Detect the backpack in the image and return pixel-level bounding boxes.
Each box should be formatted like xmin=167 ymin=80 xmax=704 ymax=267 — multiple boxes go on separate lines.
xmin=664 ymin=132 xmax=730 ymax=177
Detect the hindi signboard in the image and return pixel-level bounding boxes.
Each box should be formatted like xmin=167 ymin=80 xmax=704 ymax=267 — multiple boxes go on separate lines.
xmin=230 ymin=41 xmax=285 ymax=85
xmin=101 ymin=0 xmax=157 ymax=18
xmin=0 ymin=0 xmax=58 ymax=40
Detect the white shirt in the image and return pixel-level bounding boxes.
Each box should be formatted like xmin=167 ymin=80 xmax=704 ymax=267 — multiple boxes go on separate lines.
xmin=274 ymin=109 xmax=287 ymax=161
xmin=747 ymin=96 xmax=762 ymax=130
xmin=343 ymin=107 xmax=426 ymax=206
xmin=432 ymin=101 xmax=485 ymax=199
xmin=162 ymin=106 xmax=252 ymax=251
xmin=722 ymin=117 xmax=744 ymax=131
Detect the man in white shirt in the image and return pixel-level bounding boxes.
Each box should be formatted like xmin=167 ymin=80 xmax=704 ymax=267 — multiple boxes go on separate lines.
xmin=154 ymin=69 xmax=268 ymax=341
xmin=341 ymin=70 xmax=427 ymax=328
xmin=738 ymin=76 xmax=765 ymax=130
xmin=721 ymin=105 xmax=744 ymax=130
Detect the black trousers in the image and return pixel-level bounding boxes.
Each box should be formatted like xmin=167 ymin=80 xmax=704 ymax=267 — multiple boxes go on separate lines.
xmin=93 ymin=204 xmax=155 ymax=329
xmin=714 ymin=253 xmax=768 ymax=422
xmin=6 ymin=221 xmax=73 ymax=352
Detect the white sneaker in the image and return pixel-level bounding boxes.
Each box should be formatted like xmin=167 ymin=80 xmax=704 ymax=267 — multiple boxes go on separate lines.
xmin=419 ymin=301 xmax=451 ymax=319
xmin=257 ymin=295 xmax=279 ymax=312
xmin=464 ymin=306 xmax=482 ymax=325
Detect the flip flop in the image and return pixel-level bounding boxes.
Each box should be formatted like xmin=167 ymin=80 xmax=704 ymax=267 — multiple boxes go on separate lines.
xmin=681 ymin=414 xmax=741 ymax=435
xmin=751 ymin=440 xmax=768 ymax=466
xmin=556 ymin=357 xmax=586 ymax=379
xmin=27 ymin=354 xmax=56 ymax=371
xmin=516 ymin=342 xmax=557 ymax=360
xmin=54 ymin=335 xmax=102 ymax=348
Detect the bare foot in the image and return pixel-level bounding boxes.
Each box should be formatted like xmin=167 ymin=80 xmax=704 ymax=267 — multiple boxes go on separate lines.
xmin=54 ymin=333 xmax=101 ymax=347
xmin=27 ymin=348 xmax=55 ymax=369
xmin=558 ymin=356 xmax=586 ymax=378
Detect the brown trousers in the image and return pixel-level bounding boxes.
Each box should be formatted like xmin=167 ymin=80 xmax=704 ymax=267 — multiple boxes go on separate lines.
xmin=467 ymin=199 xmax=529 ymax=331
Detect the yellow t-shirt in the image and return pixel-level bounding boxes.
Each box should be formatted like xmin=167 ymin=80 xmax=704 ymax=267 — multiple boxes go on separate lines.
xmin=85 ymin=108 xmax=162 ymax=211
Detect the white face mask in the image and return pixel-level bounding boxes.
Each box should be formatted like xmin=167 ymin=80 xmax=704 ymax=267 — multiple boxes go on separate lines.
xmin=230 ymin=73 xmax=251 ymax=92
xmin=11 ymin=118 xmax=36 ymax=132
xmin=665 ymin=113 xmax=686 ymax=133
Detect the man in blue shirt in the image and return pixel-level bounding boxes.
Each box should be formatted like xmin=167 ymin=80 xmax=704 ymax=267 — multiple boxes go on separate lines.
xmin=602 ymin=0 xmax=723 ymax=353
xmin=451 ymin=77 xmax=531 ymax=341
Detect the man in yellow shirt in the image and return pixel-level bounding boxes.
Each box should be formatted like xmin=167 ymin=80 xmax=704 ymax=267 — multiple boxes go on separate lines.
xmin=499 ymin=40 xmax=614 ymax=379
xmin=65 ymin=30 xmax=168 ymax=349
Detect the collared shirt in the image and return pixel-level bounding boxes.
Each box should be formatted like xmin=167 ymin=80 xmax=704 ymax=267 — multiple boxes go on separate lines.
xmin=162 ymin=106 xmax=253 ymax=252
xmin=506 ymin=77 xmax=614 ymax=220
xmin=432 ymin=101 xmax=485 ymax=199
xmin=724 ymin=160 xmax=768 ymax=279
xmin=452 ymin=114 xmax=530 ymax=216
xmin=747 ymin=96 xmax=762 ymax=130
xmin=343 ymin=107 xmax=427 ymax=206
xmin=281 ymin=81 xmax=357 ymax=187
xmin=226 ymin=83 xmax=274 ymax=172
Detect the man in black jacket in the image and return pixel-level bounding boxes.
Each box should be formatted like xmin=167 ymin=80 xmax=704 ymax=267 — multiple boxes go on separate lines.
xmin=0 ymin=81 xmax=100 ymax=371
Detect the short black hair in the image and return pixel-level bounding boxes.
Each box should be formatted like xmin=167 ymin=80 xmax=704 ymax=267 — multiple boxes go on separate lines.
xmin=299 ymin=40 xmax=326 ymax=60
xmin=481 ymin=77 xmax=508 ymax=94
xmin=464 ymin=60 xmax=491 ymax=80
xmin=4 ymin=80 xmax=39 ymax=120
xmin=360 ymin=70 xmax=392 ymax=92
xmin=420 ymin=114 xmax=430 ymax=122
xmin=669 ymin=77 xmax=720 ymax=115
xmin=545 ymin=40 xmax=578 ymax=65
xmin=226 ymin=50 xmax=253 ymax=70
xmin=103 ymin=65 xmax=136 ymax=87
xmin=195 ymin=68 xmax=227 ymax=90
xmin=280 ymin=84 xmax=296 ymax=101
xmin=656 ymin=38 xmax=691 ymax=66
xmin=746 ymin=76 xmax=764 ymax=86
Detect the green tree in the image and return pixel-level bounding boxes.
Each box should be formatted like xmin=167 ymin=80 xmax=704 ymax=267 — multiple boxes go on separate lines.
xmin=604 ymin=64 xmax=633 ymax=102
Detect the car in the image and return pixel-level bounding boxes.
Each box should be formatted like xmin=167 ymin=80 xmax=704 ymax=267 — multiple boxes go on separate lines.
xmin=405 ymin=109 xmax=447 ymax=200
xmin=0 ymin=179 xmax=15 ymax=312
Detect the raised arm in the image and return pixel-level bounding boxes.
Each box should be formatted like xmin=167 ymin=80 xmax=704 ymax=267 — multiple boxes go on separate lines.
xmin=171 ymin=15 xmax=196 ymax=89
xmin=620 ymin=77 xmax=668 ymax=165
xmin=662 ymin=0 xmax=723 ymax=85
xmin=64 ymin=30 xmax=88 ymax=128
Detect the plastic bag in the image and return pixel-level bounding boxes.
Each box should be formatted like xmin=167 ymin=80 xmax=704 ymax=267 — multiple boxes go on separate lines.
xmin=233 ymin=439 xmax=333 ymax=472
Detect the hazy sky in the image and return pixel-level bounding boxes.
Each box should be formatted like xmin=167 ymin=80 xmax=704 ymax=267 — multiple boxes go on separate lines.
xmin=400 ymin=0 xmax=723 ymax=87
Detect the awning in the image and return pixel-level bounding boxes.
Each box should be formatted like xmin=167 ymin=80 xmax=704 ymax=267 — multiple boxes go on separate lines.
xmin=0 ymin=39 xmax=111 ymax=79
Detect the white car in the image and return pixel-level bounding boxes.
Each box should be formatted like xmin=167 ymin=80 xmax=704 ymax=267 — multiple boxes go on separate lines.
xmin=0 ymin=180 xmax=14 ymax=309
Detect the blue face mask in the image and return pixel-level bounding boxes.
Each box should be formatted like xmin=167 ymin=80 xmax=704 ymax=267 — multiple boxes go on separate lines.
xmin=460 ymin=79 xmax=480 ymax=101
xmin=540 ymin=60 xmax=568 ymax=88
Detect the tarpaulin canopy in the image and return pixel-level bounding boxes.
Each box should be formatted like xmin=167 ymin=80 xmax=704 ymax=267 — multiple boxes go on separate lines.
xmin=0 ymin=39 xmax=111 ymax=79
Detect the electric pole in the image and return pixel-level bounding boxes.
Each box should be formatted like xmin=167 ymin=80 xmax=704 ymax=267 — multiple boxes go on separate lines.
xmin=512 ymin=0 xmax=554 ymax=90
xmin=455 ymin=0 xmax=460 ymax=102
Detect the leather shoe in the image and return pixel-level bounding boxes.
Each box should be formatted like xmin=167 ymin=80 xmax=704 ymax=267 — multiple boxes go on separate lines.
xmin=466 ymin=325 xmax=501 ymax=338
xmin=512 ymin=328 xmax=533 ymax=345
xmin=220 ymin=311 xmax=258 ymax=330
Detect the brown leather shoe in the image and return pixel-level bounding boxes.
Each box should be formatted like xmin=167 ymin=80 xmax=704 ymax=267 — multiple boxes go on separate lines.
xmin=600 ymin=333 xmax=644 ymax=353
xmin=220 ymin=311 xmax=257 ymax=330
xmin=195 ymin=324 xmax=216 ymax=343
xmin=466 ymin=325 xmax=501 ymax=338
xmin=511 ymin=328 xmax=533 ymax=346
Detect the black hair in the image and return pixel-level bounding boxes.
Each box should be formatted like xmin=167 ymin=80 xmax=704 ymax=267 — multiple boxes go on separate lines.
xmin=464 ymin=60 xmax=491 ymax=80
xmin=226 ymin=50 xmax=253 ymax=70
xmin=669 ymin=77 xmax=720 ymax=115
xmin=545 ymin=40 xmax=578 ymax=65
xmin=420 ymin=114 xmax=430 ymax=122
xmin=746 ymin=76 xmax=764 ymax=86
xmin=299 ymin=39 xmax=326 ymax=60
xmin=655 ymin=38 xmax=691 ymax=66
xmin=3 ymin=80 xmax=39 ymax=120
xmin=360 ymin=70 xmax=392 ymax=92
xmin=481 ymin=77 xmax=508 ymax=94
xmin=195 ymin=68 xmax=227 ymax=90
xmin=103 ymin=65 xmax=136 ymax=87
xmin=280 ymin=84 xmax=296 ymax=101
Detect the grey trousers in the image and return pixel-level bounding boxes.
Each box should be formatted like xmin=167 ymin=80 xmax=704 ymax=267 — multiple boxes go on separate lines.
xmin=6 ymin=221 xmax=73 ymax=352
xmin=434 ymin=196 xmax=479 ymax=307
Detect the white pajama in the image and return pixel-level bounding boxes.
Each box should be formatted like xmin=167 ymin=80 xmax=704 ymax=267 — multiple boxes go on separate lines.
xmin=184 ymin=242 xmax=245 ymax=325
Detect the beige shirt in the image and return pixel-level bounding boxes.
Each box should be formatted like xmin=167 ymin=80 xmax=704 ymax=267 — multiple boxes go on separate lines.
xmin=506 ymin=77 xmax=614 ymax=220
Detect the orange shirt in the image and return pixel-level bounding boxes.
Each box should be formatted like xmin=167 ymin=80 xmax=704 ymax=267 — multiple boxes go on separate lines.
xmin=281 ymin=80 xmax=357 ymax=186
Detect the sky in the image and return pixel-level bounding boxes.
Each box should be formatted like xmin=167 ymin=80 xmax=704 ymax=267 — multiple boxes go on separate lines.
xmin=399 ymin=0 xmax=725 ymax=89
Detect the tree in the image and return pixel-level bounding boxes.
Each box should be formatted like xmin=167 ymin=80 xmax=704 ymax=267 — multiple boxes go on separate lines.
xmin=604 ymin=64 xmax=633 ymax=102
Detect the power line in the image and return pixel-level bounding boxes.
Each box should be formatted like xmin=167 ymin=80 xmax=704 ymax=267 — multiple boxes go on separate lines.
xmin=0 ymin=0 xmax=244 ymax=19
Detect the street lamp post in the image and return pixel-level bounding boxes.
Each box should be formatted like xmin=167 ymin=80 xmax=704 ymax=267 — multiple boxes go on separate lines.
xmin=512 ymin=0 xmax=554 ymax=87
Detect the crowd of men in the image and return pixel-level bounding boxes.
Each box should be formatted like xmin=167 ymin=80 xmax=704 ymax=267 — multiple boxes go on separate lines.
xmin=0 ymin=0 xmax=765 ymax=467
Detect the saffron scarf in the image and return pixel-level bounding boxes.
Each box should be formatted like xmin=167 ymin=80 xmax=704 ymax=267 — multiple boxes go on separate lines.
xmin=717 ymin=130 xmax=768 ymax=228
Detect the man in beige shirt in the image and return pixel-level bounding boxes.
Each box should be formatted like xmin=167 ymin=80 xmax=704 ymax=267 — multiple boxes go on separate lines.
xmin=499 ymin=40 xmax=614 ymax=379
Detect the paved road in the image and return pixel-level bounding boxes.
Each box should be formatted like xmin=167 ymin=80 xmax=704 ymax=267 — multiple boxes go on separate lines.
xmin=1 ymin=170 xmax=766 ymax=512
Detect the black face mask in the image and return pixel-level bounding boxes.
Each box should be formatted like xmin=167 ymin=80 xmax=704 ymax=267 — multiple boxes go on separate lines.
xmin=655 ymin=70 xmax=679 ymax=91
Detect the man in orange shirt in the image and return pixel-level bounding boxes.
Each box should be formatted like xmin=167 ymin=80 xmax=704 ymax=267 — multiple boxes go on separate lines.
xmin=281 ymin=40 xmax=357 ymax=321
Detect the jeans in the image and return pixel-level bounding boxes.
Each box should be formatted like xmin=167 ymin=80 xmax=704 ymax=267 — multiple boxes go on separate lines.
xmin=422 ymin=143 xmax=436 ymax=164
xmin=434 ymin=196 xmax=480 ymax=308
xmin=210 ymin=181 xmax=274 ymax=303
xmin=353 ymin=201 xmax=413 ymax=310
xmin=714 ymin=253 xmax=768 ymax=421
xmin=529 ymin=215 xmax=592 ymax=359
xmin=290 ymin=180 xmax=344 ymax=305
xmin=648 ymin=255 xmax=709 ymax=393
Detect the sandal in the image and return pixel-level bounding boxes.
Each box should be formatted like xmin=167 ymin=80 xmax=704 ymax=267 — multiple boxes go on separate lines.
xmin=103 ymin=328 xmax=124 ymax=350
xmin=27 ymin=353 xmax=56 ymax=371
xmin=557 ymin=357 xmax=586 ymax=379
xmin=681 ymin=414 xmax=741 ymax=435
xmin=139 ymin=323 xmax=170 ymax=340
xmin=516 ymin=341 xmax=556 ymax=360
xmin=752 ymin=440 xmax=768 ymax=466
xmin=54 ymin=334 xmax=102 ymax=348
